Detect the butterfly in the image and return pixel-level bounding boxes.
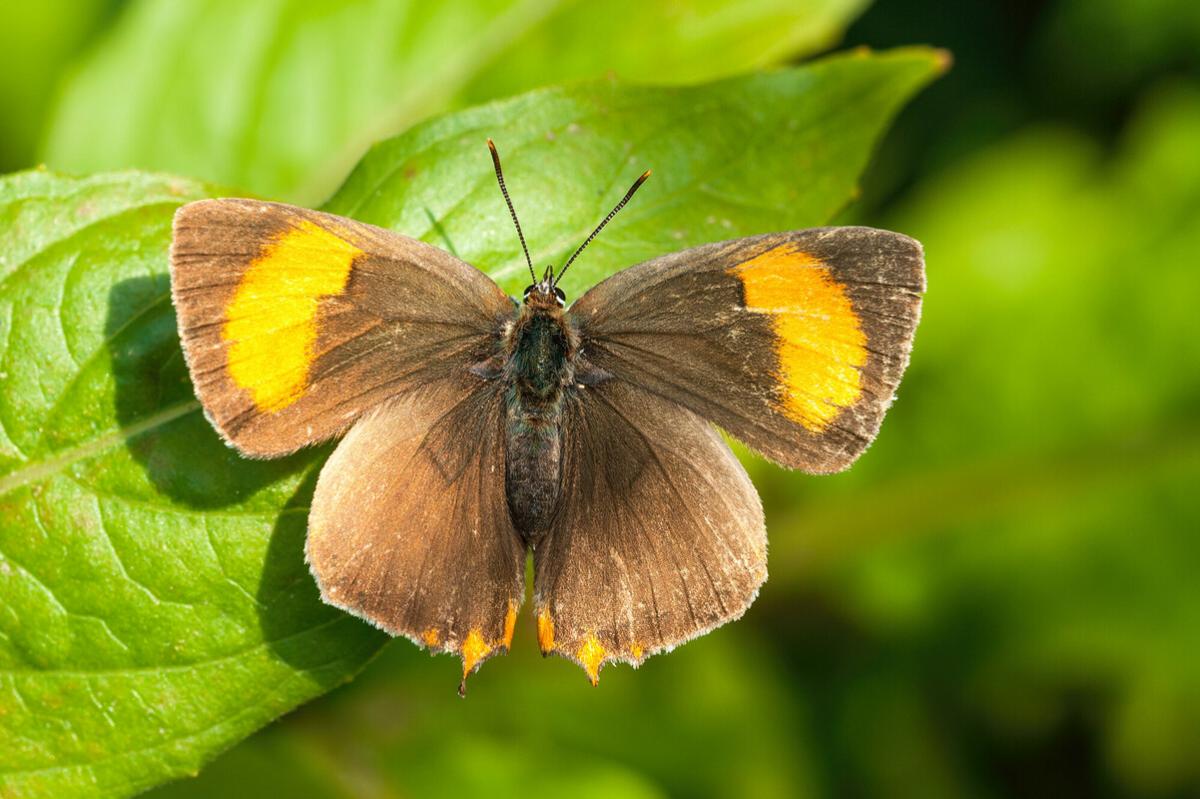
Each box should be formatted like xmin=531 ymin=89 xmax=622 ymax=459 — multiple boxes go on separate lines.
xmin=169 ymin=140 xmax=925 ymax=693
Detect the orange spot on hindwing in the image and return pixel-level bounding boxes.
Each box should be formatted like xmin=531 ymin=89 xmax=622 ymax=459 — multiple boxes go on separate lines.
xmin=537 ymin=609 xmax=555 ymax=653
xmin=460 ymin=629 xmax=492 ymax=677
xmin=222 ymin=219 xmax=361 ymax=412
xmin=732 ymin=244 xmax=867 ymax=431
xmin=502 ymin=603 xmax=518 ymax=649
xmin=577 ymin=634 xmax=606 ymax=686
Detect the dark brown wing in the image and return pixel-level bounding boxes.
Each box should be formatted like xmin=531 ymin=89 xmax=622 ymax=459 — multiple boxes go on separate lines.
xmin=569 ymin=227 xmax=924 ymax=472
xmin=533 ymin=380 xmax=766 ymax=684
xmin=306 ymin=373 xmax=525 ymax=691
xmin=170 ymin=199 xmax=513 ymax=456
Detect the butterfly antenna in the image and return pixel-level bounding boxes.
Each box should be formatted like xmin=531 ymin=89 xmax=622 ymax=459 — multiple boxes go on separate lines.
xmin=554 ymin=169 xmax=652 ymax=287
xmin=488 ymin=139 xmax=536 ymax=284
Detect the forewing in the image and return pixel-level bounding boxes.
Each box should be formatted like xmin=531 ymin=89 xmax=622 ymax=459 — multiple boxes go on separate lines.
xmin=170 ymin=198 xmax=513 ymax=456
xmin=306 ymin=374 xmax=525 ymax=690
xmin=569 ymin=227 xmax=924 ymax=472
xmin=533 ymin=380 xmax=767 ymax=684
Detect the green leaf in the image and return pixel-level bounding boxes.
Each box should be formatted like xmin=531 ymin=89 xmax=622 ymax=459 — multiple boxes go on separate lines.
xmin=0 ymin=170 xmax=388 ymax=799
xmin=1 ymin=49 xmax=943 ymax=799
xmin=40 ymin=0 xmax=870 ymax=203
xmin=327 ymin=47 xmax=947 ymax=297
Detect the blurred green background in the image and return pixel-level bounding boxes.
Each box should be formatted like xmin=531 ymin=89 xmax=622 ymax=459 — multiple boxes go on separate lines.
xmin=4 ymin=1 xmax=1198 ymax=797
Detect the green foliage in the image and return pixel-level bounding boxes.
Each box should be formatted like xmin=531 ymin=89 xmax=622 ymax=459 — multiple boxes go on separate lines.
xmin=0 ymin=170 xmax=387 ymax=799
xmin=143 ymin=630 xmax=819 ymax=799
xmin=0 ymin=1 xmax=117 ymax=172
xmin=326 ymin=49 xmax=943 ymax=297
xmin=838 ymin=82 xmax=1200 ymax=794
xmin=1039 ymin=0 xmax=1200 ymax=100
xmin=40 ymin=0 xmax=868 ymax=203
xmin=134 ymin=78 xmax=1200 ymax=799
xmin=763 ymin=81 xmax=1200 ymax=797
xmin=0 ymin=49 xmax=943 ymax=799
xmin=8 ymin=1 xmax=1198 ymax=797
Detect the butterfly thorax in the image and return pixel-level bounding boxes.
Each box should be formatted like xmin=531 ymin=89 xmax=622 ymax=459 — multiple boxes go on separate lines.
xmin=502 ymin=295 xmax=577 ymax=542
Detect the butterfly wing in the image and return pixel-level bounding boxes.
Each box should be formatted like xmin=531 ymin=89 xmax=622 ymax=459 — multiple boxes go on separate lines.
xmin=533 ymin=380 xmax=766 ymax=684
xmin=170 ymin=199 xmax=513 ymax=456
xmin=569 ymin=227 xmax=924 ymax=472
xmin=306 ymin=373 xmax=525 ymax=690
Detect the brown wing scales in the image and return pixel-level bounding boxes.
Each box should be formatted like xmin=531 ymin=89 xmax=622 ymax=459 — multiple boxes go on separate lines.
xmin=305 ymin=375 xmax=525 ymax=693
xmin=174 ymin=201 xmax=922 ymax=690
xmin=170 ymin=199 xmax=513 ymax=456
xmin=571 ymin=227 xmax=924 ymax=472
xmin=533 ymin=380 xmax=767 ymax=684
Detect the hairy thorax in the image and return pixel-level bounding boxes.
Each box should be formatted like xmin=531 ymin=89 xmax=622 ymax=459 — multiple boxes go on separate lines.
xmin=502 ymin=300 xmax=577 ymax=543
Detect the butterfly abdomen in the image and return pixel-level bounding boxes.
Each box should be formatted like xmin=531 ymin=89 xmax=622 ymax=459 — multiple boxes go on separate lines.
xmin=503 ymin=306 xmax=577 ymax=541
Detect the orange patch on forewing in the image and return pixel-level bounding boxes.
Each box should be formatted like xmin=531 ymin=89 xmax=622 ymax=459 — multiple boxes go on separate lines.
xmin=537 ymin=609 xmax=555 ymax=652
xmin=460 ymin=628 xmax=493 ymax=677
xmin=630 ymin=642 xmax=644 ymax=661
xmin=577 ymin=634 xmax=606 ymax=686
xmin=222 ymin=219 xmax=361 ymax=412
xmin=732 ymin=244 xmax=867 ymax=431
xmin=422 ymin=628 xmax=440 ymax=647
xmin=502 ymin=603 xmax=518 ymax=649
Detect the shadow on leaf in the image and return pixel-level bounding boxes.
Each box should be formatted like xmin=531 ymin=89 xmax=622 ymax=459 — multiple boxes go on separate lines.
xmin=106 ymin=274 xmax=386 ymax=675
xmin=256 ymin=466 xmax=387 ymax=676
xmin=105 ymin=273 xmax=316 ymax=507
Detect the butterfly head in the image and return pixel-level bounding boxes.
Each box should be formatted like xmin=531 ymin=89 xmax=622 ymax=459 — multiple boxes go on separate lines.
xmin=523 ymin=265 xmax=567 ymax=308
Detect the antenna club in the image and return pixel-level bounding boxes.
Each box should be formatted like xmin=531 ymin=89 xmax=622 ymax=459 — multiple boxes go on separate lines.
xmin=487 ymin=139 xmax=537 ymax=284
xmin=552 ymin=167 xmax=653 ymax=287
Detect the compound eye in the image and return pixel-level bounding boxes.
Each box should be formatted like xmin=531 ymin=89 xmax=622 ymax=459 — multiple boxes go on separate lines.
xmin=522 ymin=284 xmax=535 ymax=298
xmin=553 ymin=286 xmax=566 ymax=305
